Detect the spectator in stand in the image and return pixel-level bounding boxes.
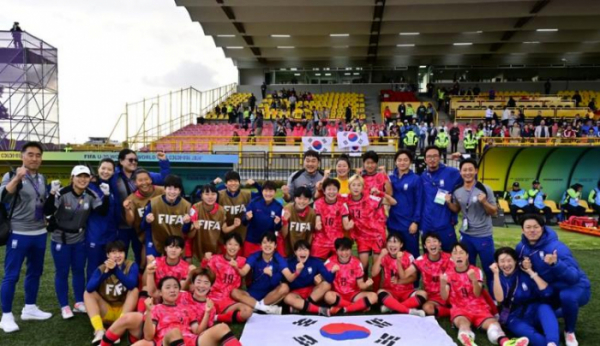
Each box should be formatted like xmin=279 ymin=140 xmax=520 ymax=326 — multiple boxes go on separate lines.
xmin=426 ymin=103 xmax=435 ymax=124
xmin=501 ymin=106 xmax=511 ymax=127
xmin=253 ymin=112 xmax=264 ymax=137
xmin=289 ymin=94 xmax=297 ymax=113
xmin=533 ymin=111 xmax=544 ymax=127
xmin=426 ymin=82 xmax=434 ymax=98
xmin=488 ymin=88 xmax=496 ymax=100
xmin=261 ymin=81 xmax=267 ymax=99
xmin=522 ymin=123 xmax=534 ymax=139
xmin=510 ymin=123 xmax=521 ymax=139
xmin=397 ymin=102 xmax=406 ymax=122
xmin=449 ymin=122 xmax=460 ymax=153
xmin=544 ymin=79 xmax=552 ymax=95
xmin=383 ymin=106 xmax=393 ymax=127
xmin=572 ymin=91 xmax=582 ymax=107
xmin=588 ymin=98 xmax=597 ymax=112
xmin=427 ymin=123 xmax=437 ymax=147
xmin=419 ymin=122 xmax=427 ymax=152
xmin=517 ymin=108 xmax=525 ymax=125
xmin=508 ymin=110 xmax=517 ymax=127
xmin=473 ymin=84 xmax=481 ymax=96
xmin=563 ymin=125 xmax=576 ymax=140
xmin=345 ymin=105 xmax=352 ymax=123
xmin=230 ymin=131 xmax=240 ymax=145
xmin=545 ymin=117 xmax=555 ymax=136
xmin=507 ymin=96 xmax=516 ymax=108
xmin=249 ymin=94 xmax=256 ymax=110
xmin=484 ymin=106 xmax=494 ymax=124
xmin=406 ymin=104 xmax=416 ymax=122
xmin=417 ymin=102 xmax=427 ymax=123
xmin=535 ymin=120 xmax=550 ymax=139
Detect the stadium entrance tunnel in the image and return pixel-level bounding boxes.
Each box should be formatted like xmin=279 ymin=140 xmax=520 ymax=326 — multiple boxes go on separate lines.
xmin=479 ymin=146 xmax=600 ymax=202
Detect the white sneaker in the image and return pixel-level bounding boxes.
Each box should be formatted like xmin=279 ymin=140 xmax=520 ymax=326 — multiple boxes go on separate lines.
xmin=61 ymin=306 xmax=74 ymax=320
xmin=565 ymin=332 xmax=578 ymax=346
xmin=92 ymin=330 xmax=104 ymax=345
xmin=380 ymin=305 xmax=391 ymax=313
xmin=21 ymin=305 xmax=52 ymax=321
xmin=0 ymin=313 xmax=19 ymax=333
xmin=265 ymin=305 xmax=282 ymax=315
xmin=408 ymin=309 xmax=426 ymax=317
xmin=73 ymin=302 xmax=87 ymax=314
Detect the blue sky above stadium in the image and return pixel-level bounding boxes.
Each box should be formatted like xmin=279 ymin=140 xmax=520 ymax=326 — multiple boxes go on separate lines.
xmin=2 ymin=0 xmax=237 ymax=143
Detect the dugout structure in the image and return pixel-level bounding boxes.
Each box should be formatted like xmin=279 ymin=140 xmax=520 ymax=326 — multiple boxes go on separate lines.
xmin=0 ymin=31 xmax=59 ymax=150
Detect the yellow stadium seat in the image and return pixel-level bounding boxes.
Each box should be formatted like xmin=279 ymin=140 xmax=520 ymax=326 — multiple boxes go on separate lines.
xmin=578 ymin=200 xmax=594 ymax=213
xmin=499 ymin=199 xmax=511 ymax=215
xmin=544 ymin=200 xmax=561 ymax=214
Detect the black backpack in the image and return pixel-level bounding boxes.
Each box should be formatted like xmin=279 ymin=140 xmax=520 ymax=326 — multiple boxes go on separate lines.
xmin=0 ymin=171 xmax=20 ymax=246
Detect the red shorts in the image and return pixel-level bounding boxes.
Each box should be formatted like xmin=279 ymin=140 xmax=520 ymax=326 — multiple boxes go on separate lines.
xmin=338 ymin=290 xmax=361 ymax=302
xmin=356 ymin=236 xmax=385 ymax=254
xmin=211 ymin=295 xmax=237 ymax=314
xmin=311 ymin=243 xmax=336 ymax=260
xmin=427 ymin=294 xmax=448 ymax=306
xmin=276 ymin=233 xmax=288 ymax=257
xmin=243 ymin=241 xmax=262 ymax=257
xmin=291 ymin=287 xmax=314 ymax=300
xmin=155 ymin=333 xmax=198 ymax=346
xmin=451 ymin=307 xmax=494 ymax=329
xmin=388 ymin=289 xmax=415 ymax=302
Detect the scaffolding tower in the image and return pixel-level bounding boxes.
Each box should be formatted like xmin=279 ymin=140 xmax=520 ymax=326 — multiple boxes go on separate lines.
xmin=0 ymin=30 xmax=59 ymax=150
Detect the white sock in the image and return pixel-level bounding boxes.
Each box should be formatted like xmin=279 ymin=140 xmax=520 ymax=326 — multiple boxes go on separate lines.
xmin=24 ymin=304 xmax=36 ymax=310
xmin=1 ymin=312 xmax=14 ymax=320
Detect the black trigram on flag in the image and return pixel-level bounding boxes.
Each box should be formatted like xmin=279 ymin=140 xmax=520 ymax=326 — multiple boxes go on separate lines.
xmin=292 ymin=334 xmax=318 ymax=346
xmin=365 ymin=318 xmax=392 ymax=328
xmin=292 ymin=318 xmax=318 ymax=327
xmin=375 ymin=333 xmax=401 ymax=346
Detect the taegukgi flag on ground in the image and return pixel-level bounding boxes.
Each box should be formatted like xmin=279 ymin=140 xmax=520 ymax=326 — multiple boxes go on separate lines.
xmin=337 ymin=131 xmax=369 ymax=149
xmin=302 ymin=136 xmax=333 ymax=153
xmin=240 ymin=314 xmax=457 ymax=346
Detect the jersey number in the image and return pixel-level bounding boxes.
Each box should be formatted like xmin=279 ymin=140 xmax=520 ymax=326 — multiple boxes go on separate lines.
xmin=223 ymin=274 xmax=235 ymax=284
xmin=325 ymin=217 xmax=334 ymax=227
xmin=460 ymin=287 xmax=469 ymax=298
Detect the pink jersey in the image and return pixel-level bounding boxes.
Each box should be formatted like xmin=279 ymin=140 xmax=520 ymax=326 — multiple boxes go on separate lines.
xmin=362 ymin=172 xmax=389 ymax=194
xmin=380 ymin=252 xmax=415 ymax=293
xmin=151 ymin=303 xmax=195 ymax=345
xmin=325 ymin=256 xmax=364 ymax=297
xmin=346 ymin=194 xmax=385 ymax=240
xmin=314 ymin=197 xmax=349 ymax=248
xmin=205 ymin=254 xmax=246 ymax=300
xmin=413 ymin=252 xmax=451 ymax=297
xmin=445 ymin=265 xmax=489 ymax=312
xmin=177 ymin=291 xmax=215 ymax=328
xmin=155 ymin=257 xmax=190 ymax=286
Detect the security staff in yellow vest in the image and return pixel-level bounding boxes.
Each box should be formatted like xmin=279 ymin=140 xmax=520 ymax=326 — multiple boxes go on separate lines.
xmin=437 ymin=88 xmax=446 ymax=111
xmin=588 ymin=180 xmax=600 ymax=216
xmin=562 ymin=183 xmax=586 ymax=219
xmin=403 ymin=126 xmax=419 ymax=155
xmin=84 ymin=240 xmax=139 ymax=343
xmin=227 ymin=104 xmax=235 ymax=124
xmin=463 ymin=129 xmax=478 ymax=158
xmin=435 ymin=128 xmax=450 ymax=163
xmin=141 ymin=175 xmax=191 ymax=257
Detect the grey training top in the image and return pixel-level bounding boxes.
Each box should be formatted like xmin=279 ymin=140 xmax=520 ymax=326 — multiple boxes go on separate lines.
xmin=287 ymin=169 xmax=324 ymax=200
xmin=1 ymin=172 xmax=47 ymax=233
xmin=452 ymin=182 xmax=496 ymax=237
xmin=50 ymin=186 xmax=103 ymax=244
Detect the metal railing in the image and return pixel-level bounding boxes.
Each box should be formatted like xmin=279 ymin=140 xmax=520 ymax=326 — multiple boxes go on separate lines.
xmin=108 ymin=84 xmax=237 ymax=148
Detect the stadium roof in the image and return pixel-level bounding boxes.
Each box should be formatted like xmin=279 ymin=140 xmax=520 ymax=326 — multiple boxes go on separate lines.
xmin=177 ymin=0 xmax=600 ymax=69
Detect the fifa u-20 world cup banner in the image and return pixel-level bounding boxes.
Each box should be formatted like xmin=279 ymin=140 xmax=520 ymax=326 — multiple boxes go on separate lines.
xmin=302 ymin=137 xmax=333 ymax=153
xmin=337 ymin=131 xmax=370 ymax=149
xmin=240 ymin=314 xmax=457 ymax=346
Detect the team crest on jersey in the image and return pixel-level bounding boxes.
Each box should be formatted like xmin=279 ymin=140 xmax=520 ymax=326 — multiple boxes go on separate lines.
xmin=440 ymin=179 xmax=445 ymax=187
xmin=158 ymin=214 xmax=185 ymax=225
xmin=308 ymin=267 xmax=313 ymax=274
xmin=539 ymin=251 xmax=545 ymax=259
xmin=522 ymin=282 xmax=529 ymax=291
xmin=403 ymin=184 xmax=408 ymax=191
xmin=83 ymin=203 xmax=89 ymax=210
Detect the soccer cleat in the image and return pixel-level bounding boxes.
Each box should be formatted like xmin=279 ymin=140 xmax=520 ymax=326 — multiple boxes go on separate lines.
xmin=92 ymin=330 xmax=104 ymax=345
xmin=458 ymin=332 xmax=477 ymax=346
xmin=61 ymin=306 xmax=75 ymax=320
xmin=380 ymin=305 xmax=391 ymax=313
xmin=21 ymin=305 xmax=52 ymax=321
xmin=0 ymin=314 xmax=19 ymax=333
xmin=565 ymin=332 xmax=578 ymax=346
xmin=73 ymin=302 xmax=87 ymax=314
xmin=502 ymin=337 xmax=529 ymax=346
xmin=318 ymin=307 xmax=329 ymax=316
xmin=327 ymin=306 xmax=343 ymax=316
xmin=264 ymin=305 xmax=282 ymax=315
xmin=408 ymin=309 xmax=426 ymax=317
